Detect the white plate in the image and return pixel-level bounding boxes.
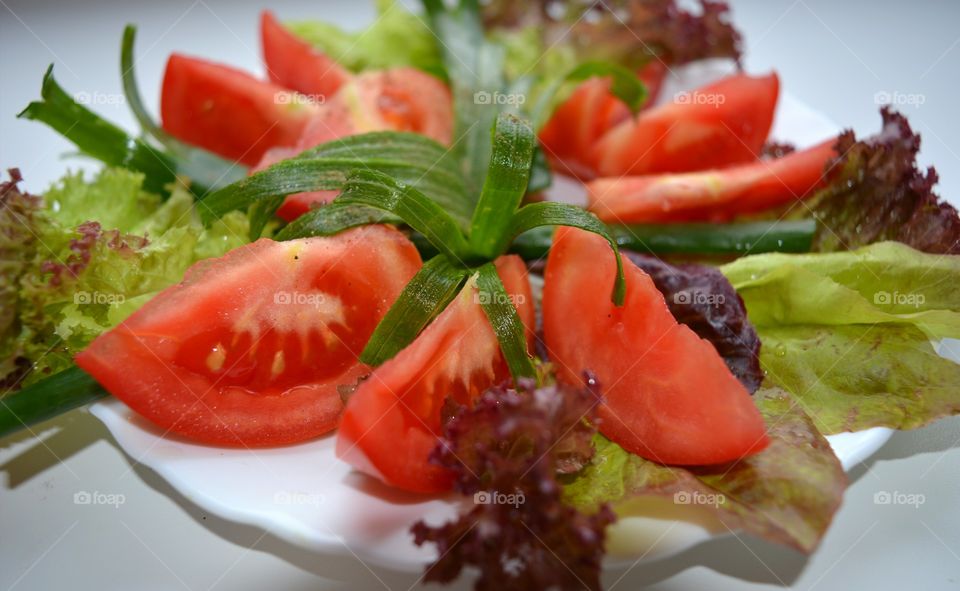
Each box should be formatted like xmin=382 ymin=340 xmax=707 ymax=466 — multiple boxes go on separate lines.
xmin=89 ymin=400 xmax=893 ymax=572
xmin=90 ymin=63 xmax=895 ymax=573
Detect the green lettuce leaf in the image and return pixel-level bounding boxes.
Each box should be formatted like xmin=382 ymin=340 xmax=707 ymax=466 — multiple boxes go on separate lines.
xmin=4 ymin=168 xmax=249 ymax=386
xmin=0 ymin=170 xmax=41 ymax=386
xmin=563 ymin=388 xmax=846 ymax=554
xmin=286 ymin=0 xmax=444 ymax=77
xmin=722 ymin=242 xmax=960 ymax=433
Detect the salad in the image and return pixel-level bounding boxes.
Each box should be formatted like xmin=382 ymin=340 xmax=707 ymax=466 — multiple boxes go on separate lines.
xmin=3 ymin=0 xmax=960 ymax=589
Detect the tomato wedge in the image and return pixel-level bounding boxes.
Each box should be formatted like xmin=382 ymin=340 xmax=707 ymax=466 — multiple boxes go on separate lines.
xmin=539 ymin=62 xmax=667 ymax=180
xmin=250 ymin=67 xmax=454 ymax=221
xmin=340 ymin=68 xmax=454 ymax=145
xmin=591 ymin=72 xmax=779 ymax=177
xmin=76 ymin=226 xmax=421 ymax=447
xmin=587 ymin=137 xmax=837 ymax=223
xmin=261 ymin=10 xmax=350 ymax=100
xmin=543 ymin=227 xmax=769 ymax=465
xmin=336 ymin=256 xmax=535 ymax=493
xmin=539 ymin=77 xmax=632 ymax=179
xmin=161 ymin=54 xmax=321 ymax=166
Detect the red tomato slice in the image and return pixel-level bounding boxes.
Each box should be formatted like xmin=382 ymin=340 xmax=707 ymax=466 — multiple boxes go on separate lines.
xmin=261 ymin=10 xmax=351 ymax=100
xmin=336 ymin=256 xmax=535 ymax=493
xmin=539 ymin=62 xmax=668 ymax=180
xmin=249 ymin=68 xmax=454 ymax=222
xmin=161 ymin=54 xmax=321 ymax=166
xmin=543 ymin=227 xmax=769 ymax=465
xmin=587 ymin=137 xmax=837 ymax=223
xmin=539 ymin=77 xmax=632 ymax=179
xmin=591 ymin=72 xmax=779 ymax=177
xmin=75 ymin=226 xmax=422 ymax=447
xmin=342 ymin=69 xmax=454 ymax=145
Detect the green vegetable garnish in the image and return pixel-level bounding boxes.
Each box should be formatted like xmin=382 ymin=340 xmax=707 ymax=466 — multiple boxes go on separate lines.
xmin=0 ymin=367 xmax=107 ymax=440
xmin=18 ymin=67 xmax=177 ymax=196
xmin=507 ymin=219 xmax=817 ymax=260
xmin=723 ymin=241 xmax=960 ymax=433
xmin=199 ymin=131 xmax=471 ymax=237
xmin=1 ymin=167 xmax=249 ymax=391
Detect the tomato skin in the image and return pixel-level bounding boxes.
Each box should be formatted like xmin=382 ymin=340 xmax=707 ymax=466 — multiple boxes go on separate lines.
xmin=76 ymin=226 xmax=422 ymax=447
xmin=160 ymin=54 xmax=320 ymax=166
xmin=543 ymin=227 xmax=769 ymax=465
xmin=591 ymin=72 xmax=779 ymax=177
xmin=336 ymin=256 xmax=535 ymax=493
xmin=588 ymin=137 xmax=837 ymax=223
xmin=260 ymin=10 xmax=350 ymax=100
xmin=539 ymin=77 xmax=632 ymax=180
xmin=538 ymin=62 xmax=667 ymax=180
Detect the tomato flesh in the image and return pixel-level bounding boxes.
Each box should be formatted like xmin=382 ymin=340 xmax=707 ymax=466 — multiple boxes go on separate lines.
xmin=250 ymin=67 xmax=454 ymax=221
xmin=76 ymin=226 xmax=421 ymax=447
xmin=261 ymin=10 xmax=350 ymax=100
xmin=543 ymin=227 xmax=769 ymax=465
xmin=587 ymin=137 xmax=837 ymax=222
xmin=330 ymin=68 xmax=453 ymax=146
xmin=591 ymin=72 xmax=779 ymax=177
xmin=160 ymin=54 xmax=320 ymax=166
xmin=336 ymin=256 xmax=535 ymax=493
xmin=539 ymin=62 xmax=667 ymax=181
xmin=539 ymin=77 xmax=631 ymax=180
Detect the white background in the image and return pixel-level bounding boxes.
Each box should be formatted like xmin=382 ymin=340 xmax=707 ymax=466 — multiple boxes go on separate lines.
xmin=2 ymin=0 xmax=960 ymax=589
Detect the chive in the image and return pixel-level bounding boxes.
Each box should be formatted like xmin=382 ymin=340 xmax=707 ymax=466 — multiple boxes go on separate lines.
xmin=336 ymin=170 xmax=474 ymax=262
xmin=120 ymin=25 xmax=244 ymax=196
xmin=199 ymin=132 xmax=470 ymax=226
xmin=18 ymin=66 xmax=177 ymax=196
xmin=275 ymin=203 xmax=399 ymax=241
xmin=468 ymin=114 xmax=535 ymax=258
xmin=509 ymin=202 xmax=626 ymax=306
xmin=360 ymin=256 xmax=470 ymax=366
xmin=0 ymin=367 xmax=107 ymax=440
xmin=475 ymin=263 xmax=536 ymax=380
xmin=509 ymin=220 xmax=817 ymax=259
xmin=423 ymin=0 xmax=506 ymax=199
